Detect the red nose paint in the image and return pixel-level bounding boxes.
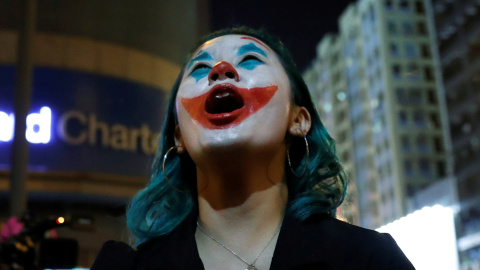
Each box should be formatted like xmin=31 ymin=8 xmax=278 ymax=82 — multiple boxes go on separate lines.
xmin=181 ymin=84 xmax=278 ymax=129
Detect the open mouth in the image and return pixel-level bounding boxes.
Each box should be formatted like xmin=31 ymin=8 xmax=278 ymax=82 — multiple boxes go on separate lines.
xmin=205 ymin=85 xmax=244 ymax=114
xmin=181 ymin=83 xmax=278 ymax=129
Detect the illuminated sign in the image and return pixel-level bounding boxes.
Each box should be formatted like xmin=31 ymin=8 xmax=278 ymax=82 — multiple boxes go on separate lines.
xmin=0 ymin=66 xmax=165 ymax=176
xmin=57 ymin=110 xmax=158 ymax=155
xmin=0 ymin=107 xmax=158 ymax=155
xmin=0 ymin=107 xmax=52 ymax=144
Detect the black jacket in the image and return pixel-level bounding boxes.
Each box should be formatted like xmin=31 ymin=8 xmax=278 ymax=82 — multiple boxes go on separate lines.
xmin=91 ymin=211 xmax=415 ymax=270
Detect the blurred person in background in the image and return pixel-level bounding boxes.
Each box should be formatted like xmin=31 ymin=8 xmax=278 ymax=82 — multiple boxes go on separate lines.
xmin=91 ymin=27 xmax=414 ymax=270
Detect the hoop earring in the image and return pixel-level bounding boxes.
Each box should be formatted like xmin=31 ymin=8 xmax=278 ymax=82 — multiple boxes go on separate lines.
xmin=162 ymin=146 xmax=190 ymax=193
xmin=287 ymin=128 xmax=309 ymax=178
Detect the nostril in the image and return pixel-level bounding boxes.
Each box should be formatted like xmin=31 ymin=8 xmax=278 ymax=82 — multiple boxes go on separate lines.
xmin=226 ymin=72 xmax=235 ymax=79
xmin=209 ymin=61 xmax=239 ymax=83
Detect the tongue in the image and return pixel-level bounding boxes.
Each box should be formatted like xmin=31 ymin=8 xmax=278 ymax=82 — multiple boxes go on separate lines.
xmin=205 ymin=91 xmax=244 ymax=114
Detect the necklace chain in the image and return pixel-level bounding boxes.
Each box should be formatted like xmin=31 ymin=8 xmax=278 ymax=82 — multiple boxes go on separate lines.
xmin=196 ymin=221 xmax=282 ymax=270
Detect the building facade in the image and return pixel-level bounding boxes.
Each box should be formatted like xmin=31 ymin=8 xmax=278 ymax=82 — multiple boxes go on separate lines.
xmin=430 ymin=0 xmax=480 ymax=268
xmin=0 ymin=0 xmax=208 ymax=267
xmin=304 ymin=0 xmax=451 ymax=229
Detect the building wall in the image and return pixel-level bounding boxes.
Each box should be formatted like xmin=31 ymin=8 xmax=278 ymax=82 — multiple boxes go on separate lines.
xmin=304 ymin=0 xmax=450 ymax=229
xmin=430 ymin=0 xmax=480 ymax=267
xmin=0 ymin=0 xmax=209 ymax=65
xmin=304 ymin=34 xmax=360 ymax=225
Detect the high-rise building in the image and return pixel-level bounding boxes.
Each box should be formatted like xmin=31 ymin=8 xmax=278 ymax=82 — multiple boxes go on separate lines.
xmin=429 ymin=0 xmax=480 ymax=267
xmin=304 ymin=0 xmax=452 ymax=229
xmin=304 ymin=34 xmax=360 ymax=225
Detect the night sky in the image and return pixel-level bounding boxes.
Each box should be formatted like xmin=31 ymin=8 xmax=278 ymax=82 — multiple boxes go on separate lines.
xmin=209 ymin=0 xmax=357 ymax=71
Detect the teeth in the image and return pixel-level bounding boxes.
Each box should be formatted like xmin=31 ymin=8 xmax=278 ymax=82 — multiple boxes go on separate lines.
xmin=205 ymin=88 xmax=244 ymax=114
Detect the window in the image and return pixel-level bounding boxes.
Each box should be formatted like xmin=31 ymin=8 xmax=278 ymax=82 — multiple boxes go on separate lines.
xmin=419 ymin=159 xmax=431 ymax=177
xmin=403 ymin=21 xmax=415 ymax=35
xmin=434 ymin=136 xmax=444 ymax=153
xmin=417 ymin=21 xmax=428 ymax=35
xmin=436 ymin=161 xmax=446 ymax=178
xmin=385 ymin=0 xmax=393 ymax=10
xmin=429 ymin=113 xmax=441 ymax=129
xmin=421 ymin=44 xmax=431 ymax=58
xmin=400 ymin=0 xmax=410 ymax=12
xmin=390 ymin=43 xmax=399 ymax=57
xmin=417 ymin=134 xmax=429 ymax=153
xmin=407 ymin=63 xmax=420 ymax=81
xmin=406 ymin=183 xmax=416 ymax=196
xmin=369 ymin=4 xmax=375 ymax=22
xmin=424 ymin=66 xmax=435 ymax=81
xmin=399 ymin=111 xmax=408 ymax=127
xmin=409 ymin=88 xmax=422 ymax=104
xmin=388 ymin=21 xmax=397 ymax=34
xmin=415 ymin=0 xmax=425 ymax=14
xmin=362 ymin=14 xmax=369 ymax=32
xmin=401 ymin=136 xmax=410 ymax=152
xmin=404 ymin=160 xmax=414 ymax=177
xmin=396 ymin=88 xmax=407 ymax=104
xmin=392 ymin=65 xmax=401 ymax=79
xmin=427 ymin=89 xmax=437 ymax=104
xmin=405 ymin=42 xmax=417 ymax=58
xmin=336 ymin=109 xmax=346 ymax=123
xmin=413 ymin=111 xmax=426 ymax=127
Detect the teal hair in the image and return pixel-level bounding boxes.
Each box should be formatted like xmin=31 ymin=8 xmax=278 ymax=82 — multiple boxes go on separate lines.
xmin=127 ymin=26 xmax=347 ymax=246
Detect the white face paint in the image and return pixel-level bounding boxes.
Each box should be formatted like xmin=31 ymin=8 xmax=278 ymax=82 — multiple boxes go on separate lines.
xmin=175 ymin=35 xmax=293 ymax=162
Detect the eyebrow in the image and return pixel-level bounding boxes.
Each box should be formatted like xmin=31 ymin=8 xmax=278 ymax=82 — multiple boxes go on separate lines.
xmin=240 ymin=37 xmax=271 ymax=51
xmin=237 ymin=43 xmax=268 ymax=58
xmin=188 ymin=50 xmax=213 ymax=69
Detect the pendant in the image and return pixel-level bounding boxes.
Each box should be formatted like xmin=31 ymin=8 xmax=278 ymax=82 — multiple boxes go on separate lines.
xmin=246 ymin=265 xmax=258 ymax=270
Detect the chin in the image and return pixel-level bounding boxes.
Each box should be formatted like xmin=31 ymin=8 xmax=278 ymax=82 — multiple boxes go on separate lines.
xmin=198 ymin=127 xmax=251 ymax=153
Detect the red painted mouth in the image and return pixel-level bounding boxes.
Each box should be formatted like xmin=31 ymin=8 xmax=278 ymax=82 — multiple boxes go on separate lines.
xmin=181 ymin=83 xmax=278 ymax=129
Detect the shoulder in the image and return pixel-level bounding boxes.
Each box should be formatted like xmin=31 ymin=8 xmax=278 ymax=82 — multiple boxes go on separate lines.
xmin=304 ymin=214 xmax=393 ymax=246
xmin=90 ymin=240 xmax=137 ymax=270
xmin=309 ymin=215 xmax=415 ymax=269
xmin=276 ymin=214 xmax=415 ymax=269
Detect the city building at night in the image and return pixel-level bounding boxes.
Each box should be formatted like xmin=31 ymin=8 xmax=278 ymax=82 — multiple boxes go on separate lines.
xmin=304 ymin=0 xmax=452 ymax=230
xmin=303 ymin=34 xmax=360 ymax=225
xmin=430 ymin=0 xmax=480 ymax=267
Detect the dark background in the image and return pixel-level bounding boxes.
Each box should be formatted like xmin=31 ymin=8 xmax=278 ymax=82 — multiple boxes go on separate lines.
xmin=209 ymin=0 xmax=356 ymax=71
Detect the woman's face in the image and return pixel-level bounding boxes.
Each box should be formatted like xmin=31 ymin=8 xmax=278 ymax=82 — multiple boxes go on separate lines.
xmin=175 ymin=34 xmax=294 ymax=161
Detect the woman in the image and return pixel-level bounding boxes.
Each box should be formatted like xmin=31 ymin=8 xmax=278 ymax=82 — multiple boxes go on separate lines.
xmin=91 ymin=27 xmax=414 ymax=270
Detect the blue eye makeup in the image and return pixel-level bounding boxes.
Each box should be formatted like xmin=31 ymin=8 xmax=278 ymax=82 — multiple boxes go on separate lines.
xmin=237 ymin=43 xmax=267 ymax=70
xmin=188 ymin=50 xmax=213 ymax=81
xmin=190 ymin=63 xmax=211 ymax=82
xmin=238 ymin=55 xmax=264 ymax=70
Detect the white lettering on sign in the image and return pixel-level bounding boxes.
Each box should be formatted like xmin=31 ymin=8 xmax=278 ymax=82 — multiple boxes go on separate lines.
xmin=0 ymin=107 xmax=51 ymax=144
xmin=0 ymin=111 xmax=15 ymax=141
xmin=57 ymin=111 xmax=159 ymax=155
xmin=0 ymin=107 xmax=158 ymax=155
xmin=26 ymin=107 xmax=52 ymax=143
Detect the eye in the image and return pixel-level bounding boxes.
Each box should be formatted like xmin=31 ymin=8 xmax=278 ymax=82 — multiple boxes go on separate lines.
xmin=240 ymin=55 xmax=263 ymax=64
xmin=189 ymin=63 xmax=211 ymax=81
xmin=191 ymin=63 xmax=211 ymax=73
xmin=238 ymin=55 xmax=264 ymax=70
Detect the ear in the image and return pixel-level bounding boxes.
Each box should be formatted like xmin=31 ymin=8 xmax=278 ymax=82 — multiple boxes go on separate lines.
xmin=174 ymin=125 xmax=186 ymax=154
xmin=288 ymin=106 xmax=311 ymax=137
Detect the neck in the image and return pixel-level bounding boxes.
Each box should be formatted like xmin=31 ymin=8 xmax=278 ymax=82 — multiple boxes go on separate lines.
xmin=195 ymin=145 xmax=288 ymax=243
